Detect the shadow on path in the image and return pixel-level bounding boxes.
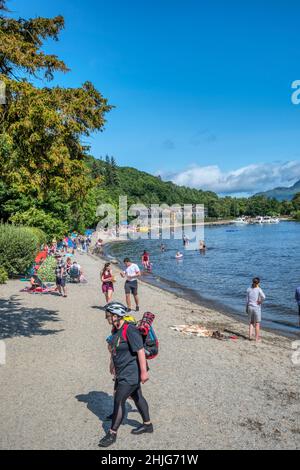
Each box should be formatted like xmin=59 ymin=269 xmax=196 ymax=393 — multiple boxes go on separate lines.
xmin=76 ymin=391 xmax=141 ymax=434
xmin=91 ymin=305 xmax=106 ymax=311
xmin=0 ymin=295 xmax=63 ymax=340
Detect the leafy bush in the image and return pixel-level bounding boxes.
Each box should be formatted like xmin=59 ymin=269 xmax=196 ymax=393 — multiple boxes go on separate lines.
xmin=0 ymin=266 xmax=8 ymax=284
xmin=27 ymin=227 xmax=48 ymax=246
xmin=10 ymin=208 xmax=68 ymax=240
xmin=38 ymin=256 xmax=56 ymax=282
xmin=0 ymin=224 xmax=41 ymax=277
xmin=292 ymin=210 xmax=300 ymax=221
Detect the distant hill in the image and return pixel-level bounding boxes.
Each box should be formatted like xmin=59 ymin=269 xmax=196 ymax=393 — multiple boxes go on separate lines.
xmin=256 ymin=180 xmax=300 ymax=201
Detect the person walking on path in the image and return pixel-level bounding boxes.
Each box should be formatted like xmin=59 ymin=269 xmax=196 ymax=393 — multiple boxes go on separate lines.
xmin=55 ymin=253 xmax=67 ymax=297
xmin=246 ymin=277 xmax=265 ymax=341
xmin=98 ymin=303 xmax=153 ymax=448
xmin=120 ymin=258 xmax=140 ymax=312
xmin=295 ymin=285 xmax=300 ymax=326
xmin=101 ymin=262 xmax=114 ymax=303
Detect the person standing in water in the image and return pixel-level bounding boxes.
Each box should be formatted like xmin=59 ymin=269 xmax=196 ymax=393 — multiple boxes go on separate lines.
xmin=246 ymin=277 xmax=266 ymax=341
xmin=183 ymin=233 xmax=189 ymax=247
xmin=199 ymin=240 xmax=206 ymax=252
xmin=141 ymin=250 xmax=150 ymax=270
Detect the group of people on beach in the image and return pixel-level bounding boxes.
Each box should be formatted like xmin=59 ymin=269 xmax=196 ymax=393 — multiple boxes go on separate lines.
xmin=101 ymin=258 xmax=141 ymax=312
xmin=28 ymin=233 xmax=89 ymax=297
xmin=97 ymin=257 xmax=270 ymax=448
xmin=53 ymin=253 xmax=83 ymax=298
xmin=27 ymin=229 xmax=300 ymax=448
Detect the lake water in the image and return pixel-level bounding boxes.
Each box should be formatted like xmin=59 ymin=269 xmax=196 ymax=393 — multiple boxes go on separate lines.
xmin=106 ymin=222 xmax=300 ymax=336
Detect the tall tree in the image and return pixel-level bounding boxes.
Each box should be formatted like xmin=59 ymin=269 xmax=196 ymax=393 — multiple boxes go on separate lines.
xmin=0 ymin=1 xmax=112 ymax=236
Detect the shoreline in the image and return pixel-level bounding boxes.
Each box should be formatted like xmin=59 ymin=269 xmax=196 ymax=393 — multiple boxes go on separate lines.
xmin=97 ymin=239 xmax=300 ymax=341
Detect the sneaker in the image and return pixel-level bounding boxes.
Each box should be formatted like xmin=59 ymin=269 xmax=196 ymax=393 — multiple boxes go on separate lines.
xmin=135 ymin=306 xmax=140 ymax=312
xmin=125 ymin=308 xmax=131 ymax=313
xmin=98 ymin=431 xmax=117 ymax=447
xmin=131 ymin=423 xmax=153 ymax=435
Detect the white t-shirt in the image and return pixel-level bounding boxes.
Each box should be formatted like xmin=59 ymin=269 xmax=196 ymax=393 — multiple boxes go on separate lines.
xmin=124 ymin=263 xmax=140 ymax=281
xmin=247 ymin=287 xmax=265 ymax=308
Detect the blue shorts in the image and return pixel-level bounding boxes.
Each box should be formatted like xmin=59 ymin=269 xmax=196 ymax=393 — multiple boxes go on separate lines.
xmin=56 ymin=276 xmax=66 ymax=287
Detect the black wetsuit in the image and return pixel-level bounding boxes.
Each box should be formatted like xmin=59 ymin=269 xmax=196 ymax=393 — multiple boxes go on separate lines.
xmin=110 ymin=323 xmax=150 ymax=431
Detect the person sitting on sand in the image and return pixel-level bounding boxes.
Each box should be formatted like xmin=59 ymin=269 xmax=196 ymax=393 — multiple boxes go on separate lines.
xmin=29 ymin=274 xmax=43 ymax=291
xmin=69 ymin=261 xmax=81 ymax=282
xmin=246 ymin=277 xmax=266 ymax=341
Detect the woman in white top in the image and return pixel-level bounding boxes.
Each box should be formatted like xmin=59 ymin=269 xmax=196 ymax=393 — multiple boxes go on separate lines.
xmin=246 ymin=277 xmax=266 ymax=342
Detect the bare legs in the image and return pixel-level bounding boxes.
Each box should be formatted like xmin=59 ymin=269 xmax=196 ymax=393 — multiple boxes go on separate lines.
xmin=249 ymin=322 xmax=260 ymax=341
xmin=105 ymin=289 xmax=113 ymax=303
xmin=125 ymin=293 xmax=139 ymax=311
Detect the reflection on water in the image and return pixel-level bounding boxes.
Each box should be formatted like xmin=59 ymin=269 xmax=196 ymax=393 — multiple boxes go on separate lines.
xmin=107 ymin=222 xmax=300 ymax=335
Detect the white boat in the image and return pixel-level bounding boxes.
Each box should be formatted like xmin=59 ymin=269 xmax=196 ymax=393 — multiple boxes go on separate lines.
xmin=268 ymin=217 xmax=280 ymax=224
xmin=233 ymin=217 xmax=248 ymax=225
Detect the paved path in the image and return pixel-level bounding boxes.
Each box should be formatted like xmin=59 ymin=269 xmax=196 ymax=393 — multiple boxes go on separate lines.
xmin=0 ymin=252 xmax=299 ymax=450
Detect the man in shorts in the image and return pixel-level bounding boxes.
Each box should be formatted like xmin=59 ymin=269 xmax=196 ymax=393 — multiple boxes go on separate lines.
xmin=55 ymin=253 xmax=67 ymax=297
xmin=120 ymin=258 xmax=140 ymax=313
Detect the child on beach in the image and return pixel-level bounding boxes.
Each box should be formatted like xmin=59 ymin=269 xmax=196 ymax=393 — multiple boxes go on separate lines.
xmin=141 ymin=250 xmax=150 ymax=270
xmin=246 ymin=277 xmax=266 ymax=341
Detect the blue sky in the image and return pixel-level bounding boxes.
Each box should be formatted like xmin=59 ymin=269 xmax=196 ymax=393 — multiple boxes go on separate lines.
xmin=8 ymin=0 xmax=300 ymax=195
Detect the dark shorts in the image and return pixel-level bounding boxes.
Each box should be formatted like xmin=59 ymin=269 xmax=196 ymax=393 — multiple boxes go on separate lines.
xmin=102 ymin=282 xmax=114 ymax=293
xmin=125 ymin=280 xmax=138 ymax=295
xmin=56 ymin=276 xmax=66 ymax=287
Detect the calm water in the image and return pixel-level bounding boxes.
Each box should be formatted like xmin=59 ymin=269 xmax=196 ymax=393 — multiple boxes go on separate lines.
xmin=107 ymin=222 xmax=300 ymax=336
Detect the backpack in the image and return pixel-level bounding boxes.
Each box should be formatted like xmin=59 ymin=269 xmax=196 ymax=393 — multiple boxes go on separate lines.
xmin=118 ymin=312 xmax=159 ymax=360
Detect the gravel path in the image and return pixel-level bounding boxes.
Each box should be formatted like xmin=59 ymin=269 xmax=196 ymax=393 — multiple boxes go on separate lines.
xmin=0 ymin=252 xmax=299 ymax=450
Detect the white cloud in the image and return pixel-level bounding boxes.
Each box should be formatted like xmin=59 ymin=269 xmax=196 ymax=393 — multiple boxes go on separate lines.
xmin=162 ymin=161 xmax=300 ymax=195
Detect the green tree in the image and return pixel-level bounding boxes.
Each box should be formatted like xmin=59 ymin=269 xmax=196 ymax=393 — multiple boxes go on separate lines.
xmin=0 ymin=2 xmax=112 ymax=236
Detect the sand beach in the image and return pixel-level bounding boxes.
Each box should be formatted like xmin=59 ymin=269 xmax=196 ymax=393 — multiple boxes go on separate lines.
xmin=0 ymin=251 xmax=299 ymax=450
